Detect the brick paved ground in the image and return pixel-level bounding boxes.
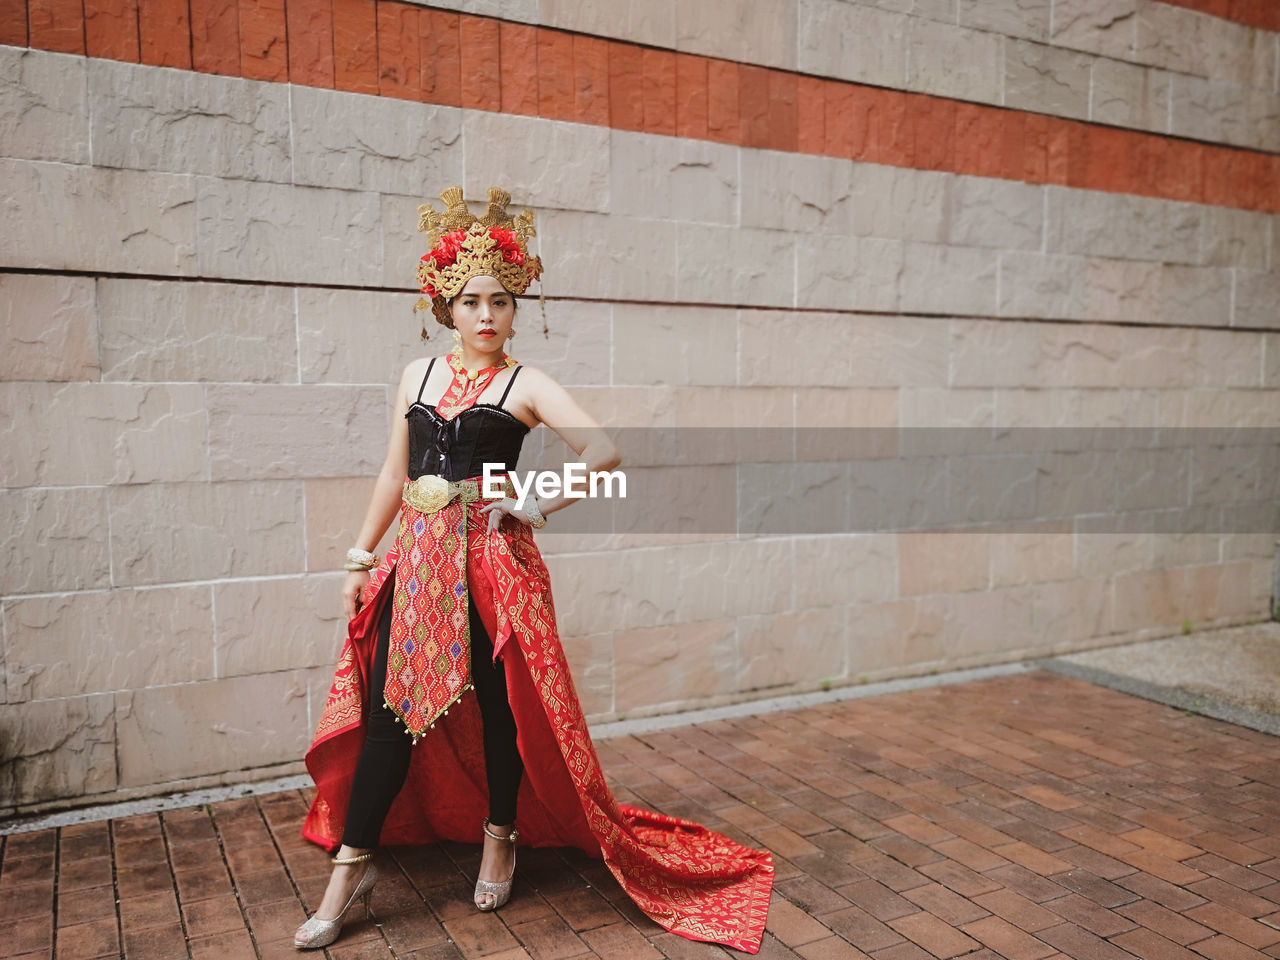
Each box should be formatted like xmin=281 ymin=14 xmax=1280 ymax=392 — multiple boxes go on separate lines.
xmin=4 ymin=670 xmax=1280 ymax=960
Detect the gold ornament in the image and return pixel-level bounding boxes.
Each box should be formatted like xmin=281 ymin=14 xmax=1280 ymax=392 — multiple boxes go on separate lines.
xmin=416 ymin=186 xmax=543 ymax=329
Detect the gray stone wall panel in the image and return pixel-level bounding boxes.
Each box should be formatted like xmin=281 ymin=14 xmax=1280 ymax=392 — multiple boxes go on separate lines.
xmin=0 ymin=274 xmax=98 ymax=381
xmin=0 ymin=487 xmax=112 ymax=596
xmin=0 ymin=47 xmax=88 ymax=163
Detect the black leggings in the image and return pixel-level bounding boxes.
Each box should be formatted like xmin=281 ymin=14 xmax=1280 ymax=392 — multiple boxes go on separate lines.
xmin=342 ymin=567 xmax=524 ymax=848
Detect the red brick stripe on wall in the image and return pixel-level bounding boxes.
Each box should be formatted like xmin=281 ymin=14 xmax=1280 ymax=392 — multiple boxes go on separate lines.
xmin=5 ymin=0 xmax=1279 ymax=215
xmin=1159 ymin=0 xmax=1280 ymax=32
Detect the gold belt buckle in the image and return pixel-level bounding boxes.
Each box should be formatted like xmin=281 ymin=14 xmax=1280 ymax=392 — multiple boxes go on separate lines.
xmin=404 ymin=474 xmax=454 ymax=513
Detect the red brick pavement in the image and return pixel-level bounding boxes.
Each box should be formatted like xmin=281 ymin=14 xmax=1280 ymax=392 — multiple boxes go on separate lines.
xmin=3 ymin=671 xmax=1280 ymax=960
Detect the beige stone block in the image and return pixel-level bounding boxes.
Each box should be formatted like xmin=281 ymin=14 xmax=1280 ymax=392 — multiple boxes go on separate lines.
xmin=794 ymin=387 xmax=897 ymax=428
xmin=794 ymin=534 xmax=897 ymax=608
xmin=5 ymin=585 xmax=213 ymax=700
xmin=1134 ymin=0 xmax=1209 ymax=76
xmin=958 ymin=0 xmax=1049 ymax=42
xmin=1191 ymin=328 xmax=1265 ymax=388
xmin=1151 ymin=533 xmax=1222 ymax=569
xmin=0 ymin=47 xmax=88 ymax=164
xmin=560 ymin=385 xmax=677 ymax=428
xmin=110 ymin=481 xmax=303 ymax=586
xmin=1089 ymin=59 xmax=1170 ymax=131
xmin=1083 ymin=257 xmax=1162 ymax=323
xmin=1004 ymin=40 xmax=1092 ymax=121
xmin=89 ymin=59 xmax=290 ymax=181
xmin=463 ymin=112 xmax=609 ymax=213
xmin=1203 ymin=15 xmax=1275 ymax=89
xmin=115 ymin=670 xmax=309 ymax=787
xmin=738 ymin=461 xmax=847 ymax=535
xmin=739 ymin=310 xmax=948 ymax=387
xmin=541 ymin=0 xmax=676 ymax=47
xmin=1159 ymin=388 xmax=1280 ymax=427
xmin=291 ymin=87 xmax=461 ymax=193
xmin=738 ymin=607 xmax=845 ymax=692
xmin=923 ymin=584 xmax=1037 ymax=658
xmin=1266 ymin=336 xmax=1280 ymax=388
xmin=0 ymin=159 xmax=196 ymax=274
xmin=990 ymin=529 xmax=1074 ymax=587
xmin=196 ymin=177 xmax=382 ymax=285
xmin=0 ymin=695 xmax=115 ymax=806
xmin=613 ymin=619 xmax=733 ymax=712
xmin=540 ymin=210 xmax=676 ymax=302
xmin=1189 ymin=440 xmax=1266 ymax=505
xmin=900 ymin=243 xmax=996 ymax=316
xmin=949 ymin=176 xmax=1044 ymax=251
xmin=609 ymin=463 xmax=737 ymax=537
xmin=1075 ymin=530 xmax=1150 ymax=576
xmin=847 ymin=597 xmax=946 ymax=674
xmin=673 ymin=385 xmax=792 ymax=429
xmin=1050 ymin=0 xmax=1137 ymax=59
xmin=406 ymin=0 xmax=535 ymax=20
xmin=611 ymin=131 xmax=737 ymax=226
xmin=1156 ymin=265 xmax=1231 ymax=328
xmin=613 ymin=304 xmax=736 ymax=386
xmin=676 ymin=223 xmax=794 ymax=308
xmin=214 ymin=574 xmax=345 ymax=677
xmin=1170 ymin=75 xmax=1280 ymax=152
xmin=906 ymin=18 xmax=1001 ymax=103
xmin=207 ymin=384 xmax=386 ymax=481
xmin=1234 ymin=271 xmax=1280 ymax=330
xmin=796 ymin=235 xmax=901 ymax=312
xmin=98 ymin=279 xmax=296 ymax=382
xmin=0 ymin=382 xmax=206 ymax=486
xmin=852 ymin=163 xmax=951 ymax=243
xmin=797 ymin=0 xmax=906 ymax=86
xmin=898 ymin=532 xmax=989 ymax=595
xmin=741 ymin=149 xmax=853 ymax=235
xmin=297 ymin=287 xmax=422 ymax=385
xmin=1030 ymin=576 xmax=1111 ymax=650
xmin=559 ymin=632 xmax=613 ymax=717
xmin=848 ymin=455 xmax=952 ymax=532
xmin=0 ymin=274 xmax=98 ymax=381
xmin=676 ymin=0 xmax=796 ymax=70
xmin=1201 ymin=207 xmax=1270 ymax=270
xmin=900 ymin=388 xmax=994 ymax=428
xmin=304 ymin=476 xmax=397 ymax=572
xmin=0 ymin=487 xmax=110 ymax=596
xmin=1046 ymin=187 xmax=1202 ymax=265
xmin=997 ymin=252 xmax=1087 ymax=320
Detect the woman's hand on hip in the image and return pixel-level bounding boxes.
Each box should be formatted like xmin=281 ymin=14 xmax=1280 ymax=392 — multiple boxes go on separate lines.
xmin=479 ymin=497 xmax=529 ymax=534
xmin=343 ymin=569 xmax=371 ymax=620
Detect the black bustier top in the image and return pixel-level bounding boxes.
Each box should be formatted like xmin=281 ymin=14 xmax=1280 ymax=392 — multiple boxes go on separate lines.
xmin=406 ymin=359 xmax=530 ymax=482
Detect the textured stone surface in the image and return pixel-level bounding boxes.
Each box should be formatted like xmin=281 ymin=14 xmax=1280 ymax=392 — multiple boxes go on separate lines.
xmin=303 ymin=476 xmax=391 ymax=573
xmin=997 ymin=252 xmax=1088 ymax=319
xmin=402 ymin=0 xmax=535 ymax=20
xmin=898 ymin=532 xmax=990 ymax=595
xmin=948 ymin=176 xmax=1043 ymax=250
xmin=506 ymin=300 xmax=612 ymax=386
xmin=1050 ymin=0 xmax=1138 ymax=60
xmin=98 ymin=279 xmax=296 ymax=382
xmin=559 ymin=632 xmax=612 ymax=717
xmin=676 ymin=224 xmax=795 ymax=307
xmin=1234 ymin=271 xmax=1280 ymax=330
xmin=989 ymin=529 xmax=1075 ymax=587
xmin=1171 ymin=75 xmax=1280 ymax=152
xmin=1003 ymin=39 xmax=1092 ymax=120
xmin=797 ymin=0 xmax=906 ymax=87
xmin=738 ymin=461 xmax=847 ymax=534
xmin=1134 ymin=0 xmax=1209 ymax=76
xmin=906 ymin=18 xmax=1002 ymax=103
xmin=380 ymin=191 xmax=440 ymax=291
xmin=540 ymin=210 xmax=676 ymax=301
xmin=957 ymin=0 xmax=1049 ymax=43
xmin=793 ymin=534 xmax=897 ymax=607
xmin=675 ymin=0 xmax=796 ymax=70
xmin=213 ymin=574 xmax=346 ymax=676
xmin=114 ymin=670 xmax=309 ymax=786
xmin=462 ymin=112 xmax=609 ymax=213
xmin=297 ymin=287 xmax=424 ymax=384
xmin=1203 ymin=15 xmax=1275 ymax=89
xmin=852 ymin=164 xmax=951 ymax=244
xmin=0 ymin=47 xmax=88 ymax=163
xmin=795 ymin=235 xmax=902 ymax=312
xmin=610 ymin=130 xmax=738 ymax=225
xmin=5 ymin=585 xmax=213 ymax=700
xmin=1156 ymin=265 xmax=1231 ymax=328
xmin=613 ymin=619 xmax=735 ymax=711
xmin=0 ymin=487 xmax=111 ymax=596
xmin=1083 ymin=256 xmax=1162 ymax=323
xmin=740 ymin=149 xmax=854 ymax=235
xmin=0 ymin=274 xmax=97 ymax=381
xmin=109 ymin=481 xmax=304 ymax=585
xmin=0 ymin=382 xmax=206 ymax=486
xmin=738 ymin=607 xmax=845 ymax=691
xmin=1264 ymin=336 xmax=1280 ymax=388
xmin=195 ymin=177 xmax=382 ymax=284
xmin=89 ymin=59 xmax=290 ymax=180
xmin=900 ymin=242 xmax=996 ymax=316
xmin=206 ymin=384 xmax=386 ymax=480
xmin=291 ymin=86 xmax=461 ymax=193
xmin=1045 ymin=188 xmax=1202 ymax=265
xmin=1201 ymin=207 xmax=1270 ymax=269
xmin=0 ymin=160 xmax=196 ymax=274
xmin=612 ymin=304 xmax=737 ymax=385
xmin=1090 ymin=58 xmax=1170 ymax=131
xmin=541 ymin=0 xmax=676 ymax=47
xmin=0 ymin=695 xmax=115 ymax=806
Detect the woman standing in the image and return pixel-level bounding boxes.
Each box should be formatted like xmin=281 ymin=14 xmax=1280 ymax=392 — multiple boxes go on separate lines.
xmin=298 ymin=187 xmax=773 ymax=953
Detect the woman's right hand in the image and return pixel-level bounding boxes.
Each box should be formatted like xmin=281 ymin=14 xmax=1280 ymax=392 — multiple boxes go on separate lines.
xmin=343 ymin=569 xmax=371 ymax=620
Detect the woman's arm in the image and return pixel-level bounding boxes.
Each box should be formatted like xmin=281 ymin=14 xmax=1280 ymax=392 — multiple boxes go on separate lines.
xmin=342 ymin=362 xmax=416 ymax=617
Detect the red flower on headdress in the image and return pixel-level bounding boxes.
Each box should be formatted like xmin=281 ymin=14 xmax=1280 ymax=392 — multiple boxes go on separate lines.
xmin=428 ymin=228 xmax=466 ymax=266
xmin=489 ymin=228 xmax=525 ymax=265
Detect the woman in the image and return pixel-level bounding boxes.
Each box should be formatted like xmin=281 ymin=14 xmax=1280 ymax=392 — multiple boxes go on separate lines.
xmin=298 ymin=187 xmax=773 ymax=953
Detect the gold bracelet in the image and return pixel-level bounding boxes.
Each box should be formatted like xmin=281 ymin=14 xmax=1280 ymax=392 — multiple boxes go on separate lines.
xmin=524 ymin=497 xmax=547 ymax=529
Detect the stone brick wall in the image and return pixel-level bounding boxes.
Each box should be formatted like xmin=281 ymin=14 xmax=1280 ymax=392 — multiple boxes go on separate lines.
xmin=1 ymin=0 xmax=1277 ymax=814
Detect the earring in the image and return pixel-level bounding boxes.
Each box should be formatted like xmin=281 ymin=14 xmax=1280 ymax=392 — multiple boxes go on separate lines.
xmin=507 ymin=328 xmax=517 ymax=339
xmin=450 ymin=328 xmax=462 ymax=358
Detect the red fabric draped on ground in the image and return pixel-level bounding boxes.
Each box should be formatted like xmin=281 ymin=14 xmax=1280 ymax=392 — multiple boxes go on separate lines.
xmin=303 ymin=504 xmax=774 ymax=953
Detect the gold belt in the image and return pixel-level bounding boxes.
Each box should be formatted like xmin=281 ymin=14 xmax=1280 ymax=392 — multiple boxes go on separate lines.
xmin=402 ymin=475 xmax=515 ymax=515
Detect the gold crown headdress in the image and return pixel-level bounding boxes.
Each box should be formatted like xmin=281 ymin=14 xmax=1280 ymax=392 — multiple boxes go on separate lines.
xmin=416 ymin=186 xmax=543 ymax=329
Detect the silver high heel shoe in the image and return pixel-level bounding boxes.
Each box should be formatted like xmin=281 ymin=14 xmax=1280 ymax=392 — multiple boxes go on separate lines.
xmin=293 ymin=851 xmax=378 ymax=950
xmin=474 ymin=819 xmax=519 ymax=912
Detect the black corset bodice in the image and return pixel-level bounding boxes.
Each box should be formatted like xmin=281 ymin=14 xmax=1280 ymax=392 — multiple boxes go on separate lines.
xmin=406 ymin=402 xmax=530 ymax=482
